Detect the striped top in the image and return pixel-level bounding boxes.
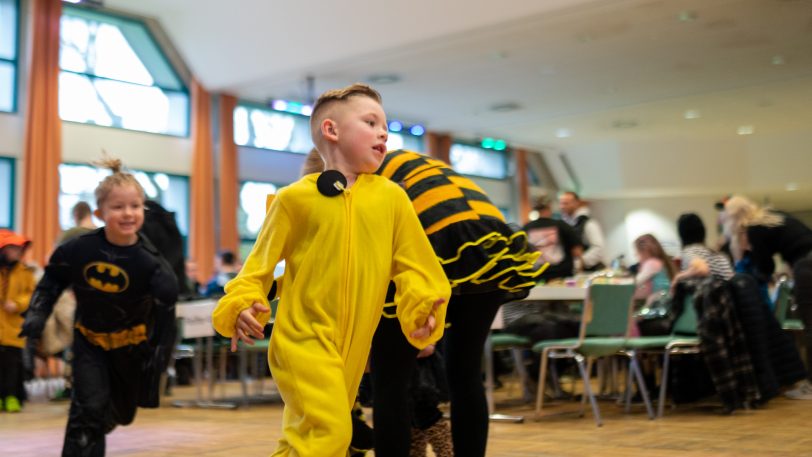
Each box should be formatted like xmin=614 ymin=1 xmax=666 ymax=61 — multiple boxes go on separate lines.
xmin=377 ymin=150 xmax=505 ymax=235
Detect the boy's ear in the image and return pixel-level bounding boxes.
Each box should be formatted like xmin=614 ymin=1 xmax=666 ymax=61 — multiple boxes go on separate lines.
xmin=321 ymin=119 xmax=338 ymax=143
xmin=93 ymin=208 xmax=102 ymax=220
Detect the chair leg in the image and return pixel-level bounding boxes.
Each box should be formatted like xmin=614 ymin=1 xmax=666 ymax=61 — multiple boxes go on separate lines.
xmin=548 ymin=361 xmax=564 ymax=398
xmin=510 ymin=348 xmax=533 ymax=403
xmin=576 ymin=354 xmax=602 ymax=427
xmin=624 ymin=355 xmax=634 ymax=413
xmin=658 ymin=351 xmax=672 ymax=418
xmin=580 ymin=357 xmax=595 ymax=417
xmin=535 ymin=349 xmax=550 ymax=416
xmin=630 ymin=355 xmax=655 ymax=419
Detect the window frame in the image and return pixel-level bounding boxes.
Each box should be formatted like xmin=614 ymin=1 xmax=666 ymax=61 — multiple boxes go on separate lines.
xmin=0 ymin=0 xmax=20 ymax=114
xmin=58 ymin=4 xmax=190 ymax=137
xmin=58 ymin=161 xmax=190 ymax=236
xmin=0 ymin=156 xmax=15 ymax=229
xmin=237 ymin=178 xmax=284 ymax=244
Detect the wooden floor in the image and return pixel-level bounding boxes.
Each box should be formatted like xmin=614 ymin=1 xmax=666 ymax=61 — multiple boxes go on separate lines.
xmin=2 ymin=380 xmax=812 ymax=457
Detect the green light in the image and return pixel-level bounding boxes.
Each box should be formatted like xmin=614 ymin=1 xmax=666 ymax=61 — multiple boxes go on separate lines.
xmin=481 ymin=137 xmax=494 ymax=149
xmin=494 ymin=140 xmax=507 ymax=151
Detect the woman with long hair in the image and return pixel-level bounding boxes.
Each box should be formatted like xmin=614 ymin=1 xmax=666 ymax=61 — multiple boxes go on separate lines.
xmin=633 ymin=233 xmax=676 ymax=301
xmin=723 ymin=195 xmax=812 ymax=400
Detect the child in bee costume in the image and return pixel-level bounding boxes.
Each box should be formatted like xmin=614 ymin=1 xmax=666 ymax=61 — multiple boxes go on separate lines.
xmin=21 ymin=158 xmax=178 ymax=457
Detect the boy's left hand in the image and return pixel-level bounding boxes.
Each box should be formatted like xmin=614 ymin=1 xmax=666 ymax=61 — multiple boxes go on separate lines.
xmin=3 ymin=300 xmax=16 ymax=313
xmin=409 ymin=298 xmax=445 ymax=340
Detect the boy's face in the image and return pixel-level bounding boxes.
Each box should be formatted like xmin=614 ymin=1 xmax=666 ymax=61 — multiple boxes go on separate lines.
xmin=333 ymin=96 xmax=389 ymax=174
xmin=1 ymin=245 xmax=23 ymax=263
xmin=95 ymin=184 xmax=145 ymax=241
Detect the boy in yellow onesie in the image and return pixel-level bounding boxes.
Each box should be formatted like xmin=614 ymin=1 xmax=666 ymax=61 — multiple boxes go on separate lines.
xmin=212 ymin=83 xmax=450 ymax=457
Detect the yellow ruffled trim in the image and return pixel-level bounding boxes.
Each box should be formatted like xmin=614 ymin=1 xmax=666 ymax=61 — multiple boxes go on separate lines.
xmin=437 ymin=230 xmax=549 ymax=293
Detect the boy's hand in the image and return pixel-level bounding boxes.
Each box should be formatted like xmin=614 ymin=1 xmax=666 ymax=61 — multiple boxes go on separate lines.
xmin=409 ymin=298 xmax=445 ymax=340
xmin=231 ymin=302 xmax=270 ymax=352
xmin=3 ymin=300 xmax=16 ymax=313
xmin=417 ymin=344 xmax=435 ymax=358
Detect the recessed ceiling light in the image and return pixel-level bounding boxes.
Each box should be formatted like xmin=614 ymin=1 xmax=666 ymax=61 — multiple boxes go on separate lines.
xmin=556 ymin=128 xmax=572 ymax=138
xmin=737 ymin=125 xmax=755 ymax=135
xmin=772 ymin=55 xmax=786 ymax=65
xmin=490 ymin=102 xmax=521 ymax=113
xmin=367 ymin=74 xmax=401 ymax=84
xmin=786 ymin=182 xmax=799 ymax=192
xmin=684 ymin=109 xmax=701 ymax=120
xmin=677 ymin=11 xmax=698 ymax=22
xmin=612 ymin=119 xmax=638 ymax=129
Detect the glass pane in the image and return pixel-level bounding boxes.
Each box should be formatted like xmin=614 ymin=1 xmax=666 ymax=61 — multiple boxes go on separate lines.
xmin=61 ymin=6 xmax=183 ymax=90
xmin=238 ymin=181 xmax=277 ymax=238
xmin=387 ymin=133 xmax=424 ymax=153
xmin=0 ymin=62 xmax=13 ymax=112
xmin=234 ymin=105 xmax=312 ymax=153
xmin=0 ymin=158 xmax=11 ymax=228
xmin=0 ymin=0 xmax=16 ymax=60
xmin=58 ymin=164 xmax=189 ymax=235
xmin=449 ymin=144 xmax=508 ymax=179
xmin=59 ymin=71 xmax=188 ymax=136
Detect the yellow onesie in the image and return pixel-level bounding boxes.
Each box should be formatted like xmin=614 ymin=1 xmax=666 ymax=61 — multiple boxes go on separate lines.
xmin=212 ymin=173 xmax=450 ymax=457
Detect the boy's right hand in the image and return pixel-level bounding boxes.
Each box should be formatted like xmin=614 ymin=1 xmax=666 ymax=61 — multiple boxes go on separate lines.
xmin=231 ymin=302 xmax=270 ymax=352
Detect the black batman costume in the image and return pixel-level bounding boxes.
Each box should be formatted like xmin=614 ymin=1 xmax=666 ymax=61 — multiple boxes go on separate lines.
xmin=21 ymin=228 xmax=178 ymax=457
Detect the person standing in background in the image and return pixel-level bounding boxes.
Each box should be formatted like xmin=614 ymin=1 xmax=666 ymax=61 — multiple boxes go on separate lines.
xmin=558 ymin=191 xmax=606 ymax=272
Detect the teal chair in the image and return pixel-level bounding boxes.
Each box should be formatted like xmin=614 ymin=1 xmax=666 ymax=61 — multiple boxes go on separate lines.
xmin=532 ymin=279 xmax=637 ymax=426
xmin=623 ymin=294 xmax=699 ymax=417
xmin=774 ymin=279 xmax=804 ymax=331
xmin=485 ymin=332 xmax=532 ymax=423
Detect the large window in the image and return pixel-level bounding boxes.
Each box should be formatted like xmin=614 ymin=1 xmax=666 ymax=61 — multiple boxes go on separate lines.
xmin=58 ymin=163 xmax=189 ymax=235
xmin=59 ymin=6 xmax=189 ymax=136
xmin=234 ymin=104 xmax=312 ymax=153
xmin=0 ymin=0 xmax=18 ymax=113
xmin=449 ymin=143 xmax=508 ymax=179
xmin=0 ymin=157 xmax=13 ymax=228
xmin=386 ymin=131 xmax=424 ymax=153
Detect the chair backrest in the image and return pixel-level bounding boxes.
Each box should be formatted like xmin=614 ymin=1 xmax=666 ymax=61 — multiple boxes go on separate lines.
xmin=672 ymin=294 xmax=698 ymax=336
xmin=772 ymin=279 xmax=792 ymax=326
xmin=582 ymin=282 xmax=636 ymax=338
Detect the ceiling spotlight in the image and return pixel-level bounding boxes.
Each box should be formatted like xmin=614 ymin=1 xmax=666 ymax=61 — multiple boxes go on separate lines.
xmin=683 ymin=109 xmax=701 ymax=120
xmin=771 ymin=55 xmax=786 ymax=65
xmin=677 ymin=10 xmax=698 ymax=22
xmin=388 ymin=121 xmax=403 ymax=133
xmin=612 ymin=119 xmax=638 ymax=129
xmin=556 ymin=128 xmax=572 ymax=138
xmin=737 ymin=125 xmax=755 ymax=135
xmin=490 ymin=102 xmax=521 ymax=113
xmin=786 ymin=182 xmax=799 ymax=192
xmin=367 ymin=74 xmax=401 ymax=84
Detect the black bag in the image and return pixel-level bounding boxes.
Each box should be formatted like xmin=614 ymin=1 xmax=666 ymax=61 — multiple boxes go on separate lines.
xmin=636 ymin=292 xmax=675 ymax=336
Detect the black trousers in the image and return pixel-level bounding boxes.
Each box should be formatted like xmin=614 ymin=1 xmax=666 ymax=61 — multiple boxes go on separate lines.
xmin=793 ymin=257 xmax=812 ymax=379
xmin=370 ymin=291 xmax=503 ymax=457
xmin=0 ymin=345 xmax=23 ymax=399
xmin=62 ymin=331 xmax=145 ymax=457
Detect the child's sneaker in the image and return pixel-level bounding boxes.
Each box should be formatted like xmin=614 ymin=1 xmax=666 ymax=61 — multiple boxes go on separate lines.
xmin=4 ymin=396 xmax=21 ymax=412
xmin=785 ymin=380 xmax=812 ymax=400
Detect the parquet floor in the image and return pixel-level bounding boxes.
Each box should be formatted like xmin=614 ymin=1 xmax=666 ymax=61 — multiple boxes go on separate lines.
xmin=2 ymin=380 xmax=811 ymax=456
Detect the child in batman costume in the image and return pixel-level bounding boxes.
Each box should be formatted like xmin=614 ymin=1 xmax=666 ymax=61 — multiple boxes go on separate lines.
xmin=21 ymin=157 xmax=178 ymax=457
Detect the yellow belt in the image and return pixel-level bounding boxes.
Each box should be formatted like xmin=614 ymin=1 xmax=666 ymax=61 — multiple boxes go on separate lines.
xmin=76 ymin=323 xmax=147 ymax=351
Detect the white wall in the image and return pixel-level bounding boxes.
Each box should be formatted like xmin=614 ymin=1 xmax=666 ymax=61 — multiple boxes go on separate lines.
xmin=589 ymin=195 xmax=722 ymax=264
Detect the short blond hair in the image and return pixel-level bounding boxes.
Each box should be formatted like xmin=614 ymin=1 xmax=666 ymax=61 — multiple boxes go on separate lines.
xmin=309 ymin=83 xmax=383 ymax=150
xmin=93 ymin=156 xmax=146 ymax=207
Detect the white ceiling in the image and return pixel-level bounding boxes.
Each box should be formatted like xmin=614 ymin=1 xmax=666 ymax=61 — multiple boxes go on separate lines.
xmin=104 ymin=0 xmax=812 ymax=206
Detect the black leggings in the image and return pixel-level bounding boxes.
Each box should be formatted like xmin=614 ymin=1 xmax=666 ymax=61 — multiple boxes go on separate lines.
xmin=370 ymin=291 xmax=503 ymax=457
xmin=0 ymin=345 xmax=23 ymax=399
xmin=793 ymin=257 xmax=812 ymax=379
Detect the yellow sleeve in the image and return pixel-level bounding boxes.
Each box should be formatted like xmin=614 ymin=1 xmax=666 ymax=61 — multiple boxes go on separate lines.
xmin=12 ymin=267 xmax=36 ymax=313
xmin=390 ymin=190 xmax=451 ymax=349
xmin=212 ymin=196 xmax=291 ymax=337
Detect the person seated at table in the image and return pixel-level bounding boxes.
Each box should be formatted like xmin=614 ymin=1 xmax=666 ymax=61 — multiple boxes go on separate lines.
xmin=203 ymin=251 xmax=241 ymax=298
xmin=632 ymin=234 xmax=676 ymax=303
xmin=524 ymin=199 xmax=582 ymax=281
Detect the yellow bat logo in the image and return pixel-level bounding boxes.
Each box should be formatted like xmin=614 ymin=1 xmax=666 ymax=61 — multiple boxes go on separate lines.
xmin=83 ymin=262 xmax=129 ymax=293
